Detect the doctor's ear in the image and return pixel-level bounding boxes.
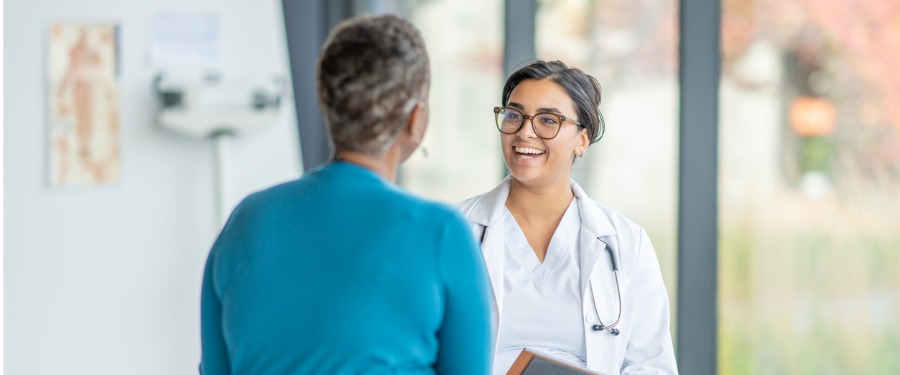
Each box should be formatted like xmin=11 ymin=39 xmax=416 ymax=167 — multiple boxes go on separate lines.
xmin=575 ymin=127 xmax=590 ymax=156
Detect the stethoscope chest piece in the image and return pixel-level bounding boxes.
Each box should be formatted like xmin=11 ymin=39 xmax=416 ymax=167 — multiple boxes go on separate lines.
xmin=592 ymin=324 xmax=620 ymax=336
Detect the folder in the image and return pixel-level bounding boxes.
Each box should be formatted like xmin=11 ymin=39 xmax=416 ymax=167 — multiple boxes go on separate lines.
xmin=506 ymin=349 xmax=604 ymax=375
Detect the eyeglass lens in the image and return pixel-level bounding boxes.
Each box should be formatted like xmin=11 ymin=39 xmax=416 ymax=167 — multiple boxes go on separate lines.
xmin=496 ymin=108 xmax=562 ymax=139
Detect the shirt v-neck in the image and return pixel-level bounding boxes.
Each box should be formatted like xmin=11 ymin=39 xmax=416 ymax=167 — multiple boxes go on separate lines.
xmin=503 ymin=198 xmax=580 ymax=284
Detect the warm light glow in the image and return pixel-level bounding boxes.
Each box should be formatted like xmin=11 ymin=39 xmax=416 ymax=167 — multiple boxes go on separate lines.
xmin=789 ymin=96 xmax=836 ymax=137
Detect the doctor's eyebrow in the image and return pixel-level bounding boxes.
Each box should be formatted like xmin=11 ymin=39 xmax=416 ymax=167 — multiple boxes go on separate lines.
xmin=506 ymin=102 xmax=564 ymax=114
xmin=507 ymin=102 xmax=525 ymax=110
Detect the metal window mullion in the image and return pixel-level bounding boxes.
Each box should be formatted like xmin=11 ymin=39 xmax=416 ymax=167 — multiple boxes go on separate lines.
xmin=676 ymin=0 xmax=721 ymax=374
xmin=283 ymin=0 xmax=330 ymax=172
xmin=501 ymin=0 xmax=538 ymax=177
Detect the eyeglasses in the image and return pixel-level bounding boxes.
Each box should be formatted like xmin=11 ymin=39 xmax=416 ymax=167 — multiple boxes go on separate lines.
xmin=493 ymin=106 xmax=582 ymax=140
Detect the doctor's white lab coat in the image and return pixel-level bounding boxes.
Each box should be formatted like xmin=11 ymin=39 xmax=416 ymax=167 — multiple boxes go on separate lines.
xmin=456 ymin=178 xmax=678 ymax=375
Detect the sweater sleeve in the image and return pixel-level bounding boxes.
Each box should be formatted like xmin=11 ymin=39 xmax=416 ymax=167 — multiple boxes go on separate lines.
xmin=433 ymin=212 xmax=493 ymax=375
xmin=199 ymin=241 xmax=231 ymax=374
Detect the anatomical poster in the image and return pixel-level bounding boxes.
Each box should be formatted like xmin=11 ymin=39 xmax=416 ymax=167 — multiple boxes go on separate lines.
xmin=48 ymin=22 xmax=120 ymax=186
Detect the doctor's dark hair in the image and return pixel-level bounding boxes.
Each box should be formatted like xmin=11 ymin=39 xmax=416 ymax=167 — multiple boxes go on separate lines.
xmin=317 ymin=15 xmax=430 ymax=155
xmin=501 ymin=60 xmax=605 ymax=144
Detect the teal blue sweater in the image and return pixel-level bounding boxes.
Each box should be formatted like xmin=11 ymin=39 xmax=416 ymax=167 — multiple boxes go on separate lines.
xmin=200 ymin=161 xmax=492 ymax=374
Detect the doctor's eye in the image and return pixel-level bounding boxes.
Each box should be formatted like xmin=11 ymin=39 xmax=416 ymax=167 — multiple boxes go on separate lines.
xmin=536 ymin=114 xmax=561 ymax=126
xmin=503 ymin=110 xmax=523 ymax=121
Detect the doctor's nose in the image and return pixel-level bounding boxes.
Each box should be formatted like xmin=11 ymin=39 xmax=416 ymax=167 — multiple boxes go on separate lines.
xmin=515 ymin=119 xmax=539 ymax=139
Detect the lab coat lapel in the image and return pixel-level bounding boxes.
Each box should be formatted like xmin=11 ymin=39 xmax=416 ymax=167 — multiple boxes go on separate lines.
xmin=582 ymin=232 xmax=621 ymax=374
xmin=573 ymin=180 xmax=617 ymax=296
xmin=480 ymin=223 xmax=505 ymax=317
xmin=578 ymin=226 xmax=603 ymax=300
xmin=460 ymin=178 xmax=511 ymax=325
xmin=572 ymin=181 xmax=621 ymax=374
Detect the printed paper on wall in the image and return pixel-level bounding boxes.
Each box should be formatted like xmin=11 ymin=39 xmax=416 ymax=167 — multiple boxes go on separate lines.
xmin=48 ymin=23 xmax=120 ymax=186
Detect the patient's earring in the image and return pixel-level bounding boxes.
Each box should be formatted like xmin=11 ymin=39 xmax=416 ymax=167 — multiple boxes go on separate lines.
xmin=412 ymin=132 xmax=428 ymax=158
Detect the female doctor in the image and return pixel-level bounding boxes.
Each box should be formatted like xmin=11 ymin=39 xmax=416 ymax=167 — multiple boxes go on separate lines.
xmin=456 ymin=60 xmax=678 ymax=375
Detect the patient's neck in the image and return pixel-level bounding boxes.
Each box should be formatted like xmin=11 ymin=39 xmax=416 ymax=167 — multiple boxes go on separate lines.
xmin=334 ymin=148 xmax=400 ymax=182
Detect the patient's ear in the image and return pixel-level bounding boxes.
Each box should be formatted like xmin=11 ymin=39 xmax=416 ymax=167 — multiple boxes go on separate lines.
xmin=405 ymin=101 xmax=428 ymax=141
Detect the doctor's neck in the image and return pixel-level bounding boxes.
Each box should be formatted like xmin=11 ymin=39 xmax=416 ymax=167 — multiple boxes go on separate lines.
xmin=506 ymin=177 xmax=575 ymax=216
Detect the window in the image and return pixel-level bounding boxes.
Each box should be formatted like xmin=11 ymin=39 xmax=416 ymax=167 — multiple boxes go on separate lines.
xmin=535 ymin=0 xmax=680 ymax=325
xmin=401 ymin=0 xmax=505 ymax=202
xmin=719 ymin=0 xmax=900 ymax=372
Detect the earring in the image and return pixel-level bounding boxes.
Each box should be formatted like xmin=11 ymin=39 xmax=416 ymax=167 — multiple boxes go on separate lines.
xmin=412 ymin=133 xmax=428 ymax=158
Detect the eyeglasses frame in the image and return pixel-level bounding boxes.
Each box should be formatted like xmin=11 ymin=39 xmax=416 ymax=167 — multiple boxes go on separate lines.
xmin=493 ymin=106 xmax=584 ymax=140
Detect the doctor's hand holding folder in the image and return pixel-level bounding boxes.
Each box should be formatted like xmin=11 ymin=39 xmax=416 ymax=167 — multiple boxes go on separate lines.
xmin=506 ymin=349 xmax=603 ymax=375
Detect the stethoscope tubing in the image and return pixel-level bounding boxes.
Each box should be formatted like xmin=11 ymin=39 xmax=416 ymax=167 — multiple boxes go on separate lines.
xmin=592 ymin=246 xmax=623 ymax=335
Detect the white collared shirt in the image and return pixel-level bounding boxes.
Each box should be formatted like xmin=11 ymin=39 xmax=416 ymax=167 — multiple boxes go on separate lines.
xmin=493 ymin=198 xmax=586 ymax=374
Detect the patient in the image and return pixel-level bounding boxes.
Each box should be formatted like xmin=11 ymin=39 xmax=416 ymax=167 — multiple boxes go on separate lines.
xmin=200 ymin=15 xmax=492 ymax=375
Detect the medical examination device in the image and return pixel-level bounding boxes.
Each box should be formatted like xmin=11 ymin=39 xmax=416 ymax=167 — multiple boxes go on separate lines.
xmin=154 ymin=72 xmax=283 ymax=224
xmin=592 ymin=246 xmax=623 ymax=336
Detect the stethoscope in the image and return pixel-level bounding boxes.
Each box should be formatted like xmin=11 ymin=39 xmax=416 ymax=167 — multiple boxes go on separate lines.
xmin=478 ymin=226 xmax=624 ymax=336
xmin=591 ymin=246 xmax=623 ymax=336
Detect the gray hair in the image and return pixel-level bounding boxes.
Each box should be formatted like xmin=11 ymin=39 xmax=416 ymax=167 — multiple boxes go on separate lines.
xmin=317 ymin=14 xmax=430 ymax=155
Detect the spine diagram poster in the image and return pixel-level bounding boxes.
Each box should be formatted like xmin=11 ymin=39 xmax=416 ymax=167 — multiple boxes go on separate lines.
xmin=48 ymin=23 xmax=121 ymax=186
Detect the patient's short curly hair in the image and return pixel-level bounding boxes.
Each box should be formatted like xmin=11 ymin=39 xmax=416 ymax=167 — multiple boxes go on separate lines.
xmin=317 ymin=14 xmax=430 ymax=155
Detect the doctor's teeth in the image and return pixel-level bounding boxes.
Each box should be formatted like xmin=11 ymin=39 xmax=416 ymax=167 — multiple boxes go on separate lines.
xmin=515 ymin=147 xmax=545 ymax=155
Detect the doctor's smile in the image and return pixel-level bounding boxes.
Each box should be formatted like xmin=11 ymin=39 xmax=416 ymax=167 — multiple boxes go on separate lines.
xmin=512 ymin=145 xmax=546 ymax=159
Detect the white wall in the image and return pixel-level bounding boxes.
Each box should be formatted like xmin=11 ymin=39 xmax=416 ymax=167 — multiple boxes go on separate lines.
xmin=3 ymin=0 xmax=301 ymax=373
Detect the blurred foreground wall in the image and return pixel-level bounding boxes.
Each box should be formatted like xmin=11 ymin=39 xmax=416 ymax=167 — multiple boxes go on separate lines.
xmin=4 ymin=0 xmax=301 ymax=373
